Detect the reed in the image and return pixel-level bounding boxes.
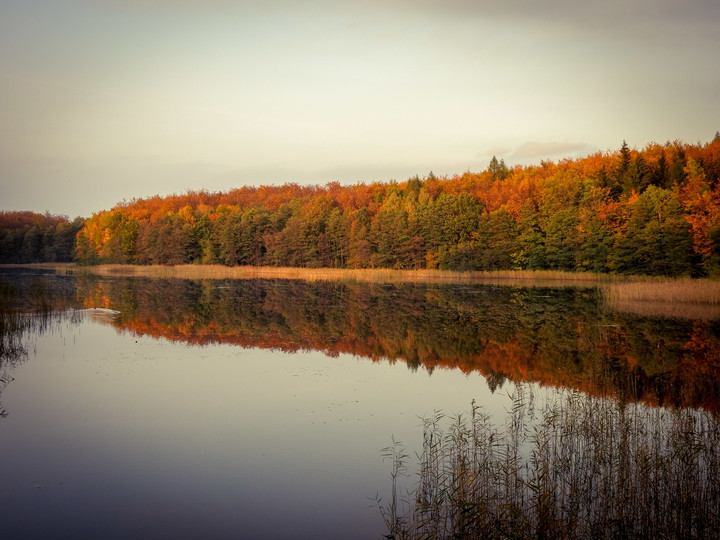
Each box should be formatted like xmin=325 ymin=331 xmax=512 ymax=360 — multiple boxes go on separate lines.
xmin=604 ymin=278 xmax=720 ymax=304
xmin=8 ymin=263 xmax=608 ymax=287
xmin=8 ymin=263 xmax=720 ymax=318
xmin=379 ymin=387 xmax=720 ymax=539
xmin=1 ymin=276 xmax=85 ymax=418
xmin=603 ymin=278 xmax=720 ymax=319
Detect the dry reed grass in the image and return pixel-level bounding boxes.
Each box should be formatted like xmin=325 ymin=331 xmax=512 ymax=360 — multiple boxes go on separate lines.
xmin=6 ymin=264 xmax=720 ymax=317
xmin=603 ymin=278 xmax=720 ymax=319
xmin=379 ymin=387 xmax=720 ymax=539
xmin=604 ymin=278 xmax=720 ymax=304
xmin=6 ymin=263 xmax=606 ymax=287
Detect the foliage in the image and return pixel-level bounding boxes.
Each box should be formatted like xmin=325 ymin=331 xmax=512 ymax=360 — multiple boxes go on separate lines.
xmin=4 ymin=136 xmax=720 ymax=277
xmin=66 ymin=275 xmax=720 ymax=413
xmin=0 ymin=212 xmax=84 ymax=264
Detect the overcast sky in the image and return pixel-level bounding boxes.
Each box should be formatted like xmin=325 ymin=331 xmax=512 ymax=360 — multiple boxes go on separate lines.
xmin=2 ymin=0 xmax=719 ymax=218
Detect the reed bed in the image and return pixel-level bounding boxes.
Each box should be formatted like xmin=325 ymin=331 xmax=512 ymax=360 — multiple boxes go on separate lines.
xmin=8 ymin=263 xmax=720 ymax=318
xmin=9 ymin=263 xmax=607 ymax=287
xmin=379 ymin=387 xmax=720 ymax=539
xmin=603 ymin=278 xmax=720 ymax=319
xmin=1 ymin=276 xmax=85 ymax=418
xmin=0 ymin=309 xmax=81 ymax=418
xmin=604 ymin=278 xmax=720 ymax=304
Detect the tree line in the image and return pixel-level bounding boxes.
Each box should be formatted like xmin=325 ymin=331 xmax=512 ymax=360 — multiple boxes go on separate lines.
xmin=0 ymin=212 xmax=84 ymax=264
xmin=3 ymin=136 xmax=720 ymax=276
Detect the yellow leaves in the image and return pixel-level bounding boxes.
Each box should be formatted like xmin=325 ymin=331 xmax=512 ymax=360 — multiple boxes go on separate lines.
xmin=425 ymin=251 xmax=439 ymax=269
xmin=177 ymin=205 xmax=196 ymax=224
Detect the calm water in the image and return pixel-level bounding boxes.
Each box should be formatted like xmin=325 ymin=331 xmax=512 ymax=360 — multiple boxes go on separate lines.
xmin=1 ymin=270 xmax=719 ymax=538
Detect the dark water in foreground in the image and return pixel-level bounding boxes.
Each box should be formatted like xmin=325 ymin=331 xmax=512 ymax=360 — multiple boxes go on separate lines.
xmin=1 ymin=270 xmax=719 ymax=538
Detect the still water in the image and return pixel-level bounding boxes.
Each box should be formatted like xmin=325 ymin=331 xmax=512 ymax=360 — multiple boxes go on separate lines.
xmin=1 ymin=270 xmax=719 ymax=538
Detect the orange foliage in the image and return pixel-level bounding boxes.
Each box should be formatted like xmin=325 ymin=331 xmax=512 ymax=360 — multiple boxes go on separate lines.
xmin=72 ymin=136 xmax=720 ymax=273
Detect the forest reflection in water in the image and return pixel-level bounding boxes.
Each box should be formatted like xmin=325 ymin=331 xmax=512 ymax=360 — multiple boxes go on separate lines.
xmin=2 ymin=270 xmax=720 ymax=538
xmin=65 ymin=273 xmax=720 ymax=413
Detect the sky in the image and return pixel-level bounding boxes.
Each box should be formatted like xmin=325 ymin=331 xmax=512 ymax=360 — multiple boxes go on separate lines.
xmin=1 ymin=0 xmax=719 ymax=218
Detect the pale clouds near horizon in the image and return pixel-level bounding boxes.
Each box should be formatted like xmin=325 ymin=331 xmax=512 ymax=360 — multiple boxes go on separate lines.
xmin=1 ymin=0 xmax=718 ymax=217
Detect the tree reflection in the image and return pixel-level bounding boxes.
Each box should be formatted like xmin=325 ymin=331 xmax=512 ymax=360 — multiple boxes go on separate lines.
xmin=2 ymin=270 xmax=719 ymax=414
xmin=72 ymin=276 xmax=720 ymax=412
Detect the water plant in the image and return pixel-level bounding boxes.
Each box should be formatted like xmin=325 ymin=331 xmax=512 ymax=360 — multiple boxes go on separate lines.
xmin=379 ymin=386 xmax=720 ymax=539
xmin=0 ymin=274 xmax=83 ymax=418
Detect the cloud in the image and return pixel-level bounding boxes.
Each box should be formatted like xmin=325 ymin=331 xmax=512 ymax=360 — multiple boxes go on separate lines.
xmin=510 ymin=141 xmax=589 ymax=160
xmin=478 ymin=146 xmax=511 ymax=158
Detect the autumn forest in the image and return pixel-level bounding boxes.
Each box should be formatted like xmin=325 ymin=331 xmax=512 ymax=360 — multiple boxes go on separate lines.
xmin=3 ymin=136 xmax=720 ymax=277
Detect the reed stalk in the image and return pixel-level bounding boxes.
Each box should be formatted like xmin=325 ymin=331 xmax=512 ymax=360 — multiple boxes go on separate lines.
xmin=5 ymin=263 xmax=608 ymax=286
xmin=380 ymin=387 xmax=720 ymax=539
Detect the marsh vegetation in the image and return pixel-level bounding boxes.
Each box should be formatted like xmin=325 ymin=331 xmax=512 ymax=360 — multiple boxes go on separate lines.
xmin=1 ymin=269 xmax=719 ymax=538
xmin=17 ymin=262 xmax=720 ymax=318
xmin=379 ymin=389 xmax=720 ymax=539
xmin=0 ymin=272 xmax=82 ymax=417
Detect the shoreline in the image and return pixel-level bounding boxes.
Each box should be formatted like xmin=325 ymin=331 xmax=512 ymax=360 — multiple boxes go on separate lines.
xmin=0 ymin=263 xmax=610 ymax=285
xmin=2 ymin=263 xmax=720 ymax=318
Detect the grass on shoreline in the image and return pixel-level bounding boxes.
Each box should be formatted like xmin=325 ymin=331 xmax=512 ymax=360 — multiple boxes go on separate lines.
xmin=601 ymin=278 xmax=720 ymax=319
xmin=0 ymin=263 xmax=616 ymax=285
xmin=3 ymin=263 xmax=720 ymax=310
xmin=603 ymin=278 xmax=720 ymax=304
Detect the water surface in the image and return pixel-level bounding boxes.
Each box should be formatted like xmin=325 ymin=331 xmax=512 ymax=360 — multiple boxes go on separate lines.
xmin=1 ymin=270 xmax=719 ymax=538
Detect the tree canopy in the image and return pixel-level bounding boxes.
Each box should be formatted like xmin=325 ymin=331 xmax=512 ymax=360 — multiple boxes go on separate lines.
xmin=3 ymin=136 xmax=720 ymax=277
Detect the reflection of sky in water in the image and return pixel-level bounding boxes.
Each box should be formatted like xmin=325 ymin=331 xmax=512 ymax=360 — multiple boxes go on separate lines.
xmin=1 ymin=314 xmax=508 ymax=539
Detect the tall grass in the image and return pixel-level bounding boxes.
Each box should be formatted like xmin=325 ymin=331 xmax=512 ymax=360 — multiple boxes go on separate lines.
xmin=13 ymin=263 xmax=720 ymax=304
xmin=17 ymin=263 xmax=609 ymax=286
xmin=603 ymin=278 xmax=720 ymax=319
xmin=0 ymin=277 xmax=83 ymax=418
xmin=73 ymin=264 xmax=720 ymax=319
xmin=379 ymin=387 xmax=720 ymax=539
xmin=8 ymin=262 xmax=720 ymax=320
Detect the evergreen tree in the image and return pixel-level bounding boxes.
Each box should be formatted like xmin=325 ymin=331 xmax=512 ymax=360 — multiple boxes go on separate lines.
xmin=119 ymin=218 xmax=139 ymax=264
xmin=347 ymin=208 xmax=373 ymax=268
xmin=488 ymin=156 xmax=509 ymax=180
xmin=669 ymin=147 xmax=687 ymax=185
xmin=476 ymin=209 xmax=518 ymax=270
xmin=576 ymin=216 xmax=610 ymax=272
xmin=543 ymin=208 xmax=580 ymax=270
xmin=609 ymin=187 xmax=694 ymax=276
xmin=650 ymin=151 xmax=669 ymax=188
xmin=513 ymin=203 xmax=546 ymax=269
xmin=599 ymin=166 xmax=622 ymax=199
xmin=218 ymin=211 xmax=244 ymax=266
xmin=616 ymin=140 xmax=631 ymax=186
xmin=193 ymin=214 xmax=216 ymax=264
xmin=623 ymin=155 xmax=651 ymax=193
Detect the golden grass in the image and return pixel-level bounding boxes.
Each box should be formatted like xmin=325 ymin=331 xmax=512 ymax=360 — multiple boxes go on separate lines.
xmin=5 ymin=263 xmax=607 ymax=287
xmin=602 ymin=278 xmax=720 ymax=319
xmin=604 ymin=278 xmax=720 ymax=304
xmin=5 ymin=264 xmax=720 ymax=318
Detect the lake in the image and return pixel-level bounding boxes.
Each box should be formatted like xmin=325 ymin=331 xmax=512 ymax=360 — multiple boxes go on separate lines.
xmin=1 ymin=269 xmax=719 ymax=539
